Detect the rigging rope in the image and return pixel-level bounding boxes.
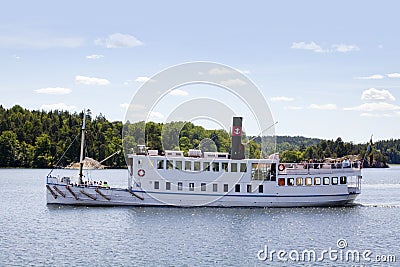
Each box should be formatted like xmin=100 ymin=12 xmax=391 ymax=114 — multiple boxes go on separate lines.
xmin=47 ymin=133 xmax=79 ymax=177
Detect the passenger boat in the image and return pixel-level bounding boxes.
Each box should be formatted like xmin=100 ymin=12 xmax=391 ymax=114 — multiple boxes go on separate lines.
xmin=46 ymin=116 xmax=362 ymax=207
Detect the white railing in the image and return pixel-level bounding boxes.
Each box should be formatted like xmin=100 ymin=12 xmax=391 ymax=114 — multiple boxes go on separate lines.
xmin=279 ymin=161 xmax=361 ymax=175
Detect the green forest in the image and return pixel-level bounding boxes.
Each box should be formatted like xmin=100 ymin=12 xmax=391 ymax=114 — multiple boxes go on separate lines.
xmin=0 ymin=105 xmax=399 ymax=168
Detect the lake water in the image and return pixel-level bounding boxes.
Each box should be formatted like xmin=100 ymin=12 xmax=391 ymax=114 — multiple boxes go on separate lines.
xmin=0 ymin=167 xmax=399 ymax=266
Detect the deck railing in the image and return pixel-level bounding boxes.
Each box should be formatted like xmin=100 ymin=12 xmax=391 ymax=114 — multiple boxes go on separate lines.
xmin=279 ymin=161 xmax=361 ymax=175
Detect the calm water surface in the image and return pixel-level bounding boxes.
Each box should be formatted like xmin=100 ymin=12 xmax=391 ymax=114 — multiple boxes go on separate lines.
xmin=0 ymin=167 xmax=399 ymax=266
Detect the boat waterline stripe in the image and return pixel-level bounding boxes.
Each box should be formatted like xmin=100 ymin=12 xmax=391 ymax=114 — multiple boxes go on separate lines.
xmin=130 ymin=190 xmax=359 ymax=198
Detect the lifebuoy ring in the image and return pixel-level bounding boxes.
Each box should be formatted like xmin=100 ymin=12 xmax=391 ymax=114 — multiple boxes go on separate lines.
xmin=137 ymin=169 xmax=145 ymax=177
xmin=278 ymin=164 xmax=285 ymax=171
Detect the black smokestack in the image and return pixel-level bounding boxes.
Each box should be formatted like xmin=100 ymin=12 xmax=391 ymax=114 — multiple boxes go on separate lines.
xmin=231 ymin=117 xmax=245 ymax=160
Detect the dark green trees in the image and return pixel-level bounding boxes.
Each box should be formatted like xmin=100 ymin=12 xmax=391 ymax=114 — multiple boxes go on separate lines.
xmin=0 ymin=131 xmax=19 ymax=167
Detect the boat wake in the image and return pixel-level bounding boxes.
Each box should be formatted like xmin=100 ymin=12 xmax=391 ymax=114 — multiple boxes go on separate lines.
xmin=362 ymin=184 xmax=400 ymax=189
xmin=357 ymin=203 xmax=400 ymax=208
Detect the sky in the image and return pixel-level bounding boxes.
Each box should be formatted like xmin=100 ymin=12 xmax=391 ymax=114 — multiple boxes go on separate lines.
xmin=1 ymin=0 xmax=400 ymax=143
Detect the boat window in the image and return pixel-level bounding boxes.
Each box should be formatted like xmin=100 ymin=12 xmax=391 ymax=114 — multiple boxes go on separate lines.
xmin=167 ymin=160 xmax=173 ymax=170
xmin=212 ymin=162 xmax=219 ymax=172
xmin=323 ymin=177 xmax=330 ymax=185
xmin=296 ymin=177 xmax=303 ymax=186
xmin=235 ymin=184 xmax=240 ymax=192
xmin=332 ymin=177 xmax=338 ymax=185
xmin=175 ymin=161 xmax=182 ymax=170
xmin=189 ymin=183 xmax=194 ymax=191
xmin=314 ymin=177 xmax=321 ymax=185
xmin=222 ymin=162 xmax=228 ymax=172
xmin=270 ymin=163 xmax=277 ymax=181
xmin=201 ymin=183 xmax=206 ymax=191
xmin=340 ymin=176 xmax=347 ymax=184
xmin=278 ymin=178 xmax=285 ymax=186
xmin=178 ymin=182 xmax=183 ymax=190
xmin=224 ymin=184 xmax=229 ymax=192
xmin=203 ymin=162 xmax=210 ymax=171
xmin=137 ymin=159 xmax=142 ymax=165
xmin=185 ymin=161 xmax=192 ymax=171
xmin=258 ymin=185 xmax=263 ymax=193
xmin=194 ymin=162 xmax=200 ymax=171
xmin=247 ymin=184 xmax=252 ymax=193
xmin=157 ymin=160 xmax=164 ymax=169
xmin=251 ymin=163 xmax=272 ymax=181
xmin=240 ymin=163 xmax=247 ymax=172
xmin=213 ymin=183 xmax=218 ymax=192
xmin=252 ymin=163 xmax=263 ymax=180
xmin=305 ymin=177 xmax=312 ymax=186
xmin=231 ymin=163 xmax=237 ymax=172
xmin=287 ymin=178 xmax=294 ymax=186
xmin=166 ymin=182 xmax=171 ymax=190
xmin=154 ymin=181 xmax=159 ymax=189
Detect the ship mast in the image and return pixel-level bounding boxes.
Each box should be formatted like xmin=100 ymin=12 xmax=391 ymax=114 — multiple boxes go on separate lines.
xmin=78 ymin=110 xmax=88 ymax=185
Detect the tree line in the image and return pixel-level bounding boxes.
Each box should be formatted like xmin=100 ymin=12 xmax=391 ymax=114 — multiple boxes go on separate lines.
xmin=0 ymin=105 xmax=398 ymax=168
xmin=273 ymin=136 xmax=389 ymax=166
xmin=0 ymin=105 xmax=123 ymax=168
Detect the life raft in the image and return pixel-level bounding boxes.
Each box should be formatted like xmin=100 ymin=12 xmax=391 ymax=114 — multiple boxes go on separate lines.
xmin=278 ymin=164 xmax=285 ymax=171
xmin=137 ymin=169 xmax=145 ymax=177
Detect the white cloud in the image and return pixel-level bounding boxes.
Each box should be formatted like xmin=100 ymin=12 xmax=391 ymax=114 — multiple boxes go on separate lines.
xmin=284 ymin=106 xmax=303 ymax=110
xmin=135 ymin=76 xmax=153 ymax=83
xmin=120 ymin=103 xmax=129 ymax=110
xmin=169 ymin=89 xmax=188 ymax=96
xmin=208 ymin=67 xmax=249 ymax=76
xmin=292 ymin=41 xmax=359 ymax=53
xmin=387 ymin=73 xmax=400 ymax=78
xmin=35 ymin=87 xmax=71 ymax=95
xmin=149 ymin=111 xmax=164 ymax=119
xmin=270 ymin=96 xmax=294 ymax=102
xmin=95 ymin=33 xmax=143 ymax=48
xmin=355 ymin=74 xmax=384 ymax=80
xmin=360 ymin=113 xmax=394 ymax=118
xmin=220 ymin=78 xmax=247 ymax=87
xmin=344 ymin=102 xmax=400 ymax=112
xmin=361 ymin=88 xmax=395 ymax=101
xmin=86 ymin=54 xmax=104 ymax=59
xmin=40 ymin=103 xmax=76 ymax=111
xmin=130 ymin=104 xmax=146 ymax=111
xmin=123 ymin=80 xmax=131 ymax=86
xmin=332 ymin=44 xmax=359 ymax=53
xmin=209 ymin=67 xmax=233 ymax=75
xmin=0 ymin=34 xmax=84 ymax=49
xmin=308 ymin=104 xmax=337 ymax=110
xmin=291 ymin=41 xmax=327 ymax=53
xmin=75 ymin=75 xmax=110 ymax=86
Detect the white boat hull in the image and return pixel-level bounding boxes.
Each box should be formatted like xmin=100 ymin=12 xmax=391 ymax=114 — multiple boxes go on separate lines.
xmin=46 ymin=183 xmax=359 ymax=207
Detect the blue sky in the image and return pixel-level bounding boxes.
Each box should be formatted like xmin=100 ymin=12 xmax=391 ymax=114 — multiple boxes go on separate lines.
xmin=1 ymin=0 xmax=400 ymax=143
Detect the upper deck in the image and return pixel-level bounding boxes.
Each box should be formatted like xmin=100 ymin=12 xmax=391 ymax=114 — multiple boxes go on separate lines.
xmin=128 ymin=149 xmax=361 ymax=180
xmin=278 ymin=161 xmax=361 ymax=176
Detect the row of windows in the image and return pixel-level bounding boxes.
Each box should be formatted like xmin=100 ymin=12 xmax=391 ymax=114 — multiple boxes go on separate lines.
xmin=154 ymin=160 xmax=248 ymax=173
xmin=277 ymin=176 xmax=347 ymax=186
xmin=153 ymin=181 xmax=264 ymax=193
xmin=152 ymin=177 xmax=346 ymax=193
xmin=153 ymin=176 xmax=346 ymax=192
